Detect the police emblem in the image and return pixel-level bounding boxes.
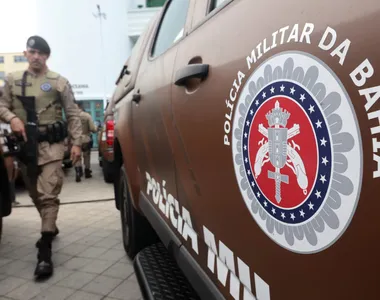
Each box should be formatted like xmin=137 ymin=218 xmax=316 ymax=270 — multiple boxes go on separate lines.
xmin=40 ymin=82 xmax=52 ymax=92
xmin=232 ymin=51 xmax=362 ymax=253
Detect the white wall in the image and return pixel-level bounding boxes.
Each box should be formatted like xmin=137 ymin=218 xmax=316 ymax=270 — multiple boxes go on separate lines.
xmin=129 ymin=0 xmax=146 ymax=9
xmin=34 ymin=0 xmax=132 ymax=103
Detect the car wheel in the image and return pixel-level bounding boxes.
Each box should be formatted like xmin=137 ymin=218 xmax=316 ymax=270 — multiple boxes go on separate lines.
xmin=102 ymin=160 xmax=114 ymax=183
xmin=118 ymin=167 xmax=158 ymax=259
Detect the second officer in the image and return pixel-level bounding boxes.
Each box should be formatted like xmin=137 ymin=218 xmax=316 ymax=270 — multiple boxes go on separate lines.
xmin=75 ymin=102 xmax=97 ymax=182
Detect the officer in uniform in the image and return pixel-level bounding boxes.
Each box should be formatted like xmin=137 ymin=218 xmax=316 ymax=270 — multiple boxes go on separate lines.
xmin=75 ymin=102 xmax=96 ymax=182
xmin=0 ymin=36 xmax=82 ymax=279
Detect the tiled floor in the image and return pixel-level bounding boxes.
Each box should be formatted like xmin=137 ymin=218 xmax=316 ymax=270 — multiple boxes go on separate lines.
xmin=0 ymin=201 xmax=143 ymax=300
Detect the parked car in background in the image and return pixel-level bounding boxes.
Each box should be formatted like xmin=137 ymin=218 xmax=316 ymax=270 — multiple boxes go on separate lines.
xmin=97 ymin=61 xmax=131 ymax=183
xmin=98 ymin=97 xmax=117 ymax=183
xmin=0 ymin=126 xmax=14 ymax=241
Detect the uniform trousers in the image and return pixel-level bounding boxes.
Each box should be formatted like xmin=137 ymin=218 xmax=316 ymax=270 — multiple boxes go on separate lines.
xmin=21 ymin=160 xmax=63 ymax=232
xmin=74 ymin=142 xmax=91 ymax=169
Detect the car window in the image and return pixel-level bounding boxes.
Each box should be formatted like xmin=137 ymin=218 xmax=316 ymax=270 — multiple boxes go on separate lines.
xmin=151 ymin=0 xmax=190 ymax=58
xmin=209 ymin=0 xmax=228 ymax=12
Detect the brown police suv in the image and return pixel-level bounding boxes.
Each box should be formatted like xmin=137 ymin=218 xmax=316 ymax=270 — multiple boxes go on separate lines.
xmin=111 ymin=0 xmax=380 ymax=299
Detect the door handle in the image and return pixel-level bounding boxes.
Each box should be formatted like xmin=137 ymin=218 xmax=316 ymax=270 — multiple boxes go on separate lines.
xmin=174 ymin=64 xmax=209 ymax=86
xmin=132 ymin=92 xmax=141 ymax=104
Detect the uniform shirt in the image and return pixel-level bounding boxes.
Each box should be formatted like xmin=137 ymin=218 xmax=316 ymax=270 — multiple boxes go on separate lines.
xmin=79 ymin=110 xmax=97 ymax=143
xmin=0 ymin=69 xmax=82 ymax=165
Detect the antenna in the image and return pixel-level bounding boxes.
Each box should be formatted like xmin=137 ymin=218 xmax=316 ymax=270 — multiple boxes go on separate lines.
xmin=93 ymin=4 xmax=106 ymax=19
xmin=93 ymin=4 xmax=107 ymax=105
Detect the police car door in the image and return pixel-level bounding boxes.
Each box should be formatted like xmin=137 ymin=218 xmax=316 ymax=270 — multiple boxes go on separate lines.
xmin=170 ymin=2 xmax=272 ymax=299
xmin=131 ymin=0 xmax=193 ymax=246
xmin=170 ymin=0 xmax=377 ymax=299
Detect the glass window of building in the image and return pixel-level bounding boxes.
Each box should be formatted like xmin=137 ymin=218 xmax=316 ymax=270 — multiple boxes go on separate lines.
xmin=14 ymin=55 xmax=27 ymax=63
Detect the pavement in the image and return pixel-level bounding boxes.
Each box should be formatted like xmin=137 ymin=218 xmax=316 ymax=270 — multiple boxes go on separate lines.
xmin=0 ymin=152 xmax=143 ymax=300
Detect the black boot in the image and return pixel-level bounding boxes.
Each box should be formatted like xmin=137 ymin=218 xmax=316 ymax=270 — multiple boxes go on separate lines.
xmin=75 ymin=167 xmax=81 ymax=182
xmin=36 ymin=227 xmax=59 ymax=248
xmin=85 ymin=168 xmax=92 ymax=178
xmin=79 ymin=166 xmax=83 ymax=178
xmin=34 ymin=232 xmax=54 ymax=280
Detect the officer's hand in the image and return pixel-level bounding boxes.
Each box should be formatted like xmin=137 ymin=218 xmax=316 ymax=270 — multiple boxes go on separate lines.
xmin=70 ymin=145 xmax=81 ymax=164
xmin=10 ymin=117 xmax=27 ymax=141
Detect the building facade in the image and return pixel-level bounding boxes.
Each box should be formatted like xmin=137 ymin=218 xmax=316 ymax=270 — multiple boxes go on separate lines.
xmin=0 ymin=53 xmax=28 ymax=87
xmin=128 ymin=0 xmax=165 ymax=43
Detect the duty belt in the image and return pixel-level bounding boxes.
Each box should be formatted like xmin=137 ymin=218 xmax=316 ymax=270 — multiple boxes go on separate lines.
xmin=37 ymin=121 xmax=68 ymax=144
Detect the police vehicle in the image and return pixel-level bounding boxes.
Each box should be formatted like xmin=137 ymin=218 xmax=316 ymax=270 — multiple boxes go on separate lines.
xmin=110 ymin=0 xmax=380 ymax=299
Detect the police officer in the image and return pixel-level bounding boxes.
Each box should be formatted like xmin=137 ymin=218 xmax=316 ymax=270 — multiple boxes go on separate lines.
xmin=0 ymin=36 xmax=82 ymax=279
xmin=75 ymin=102 xmax=96 ymax=182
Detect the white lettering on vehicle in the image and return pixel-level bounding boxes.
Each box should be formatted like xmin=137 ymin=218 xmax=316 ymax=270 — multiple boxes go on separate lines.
xmin=146 ymin=172 xmax=199 ymax=254
xmin=350 ymin=59 xmax=380 ymax=178
xmin=225 ymin=23 xmax=380 ymax=179
xmin=145 ymin=173 xmax=270 ymax=299
xmin=204 ymin=226 xmax=270 ymax=300
xmin=246 ymin=23 xmax=315 ymax=70
xmin=224 ymin=71 xmax=246 ymax=146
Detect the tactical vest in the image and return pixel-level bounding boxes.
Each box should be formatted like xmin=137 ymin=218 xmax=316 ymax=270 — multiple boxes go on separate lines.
xmin=8 ymin=70 xmax=65 ymax=125
xmin=80 ymin=112 xmax=90 ymax=135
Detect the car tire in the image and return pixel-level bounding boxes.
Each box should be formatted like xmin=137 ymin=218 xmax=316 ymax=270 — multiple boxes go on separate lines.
xmin=118 ymin=167 xmax=158 ymax=259
xmin=102 ymin=160 xmax=114 ymax=183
